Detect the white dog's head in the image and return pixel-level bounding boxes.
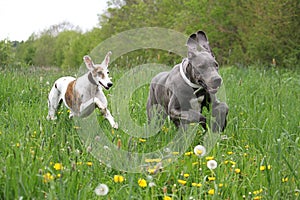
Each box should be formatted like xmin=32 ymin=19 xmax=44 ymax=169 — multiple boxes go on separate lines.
xmin=83 ymin=51 xmax=113 ymax=90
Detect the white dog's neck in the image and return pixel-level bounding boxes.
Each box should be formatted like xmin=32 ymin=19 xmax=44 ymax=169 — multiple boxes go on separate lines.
xmin=87 ymin=72 xmax=99 ymax=86
xmin=76 ymin=72 xmax=99 ymax=92
xmin=180 ymin=58 xmax=202 ymax=89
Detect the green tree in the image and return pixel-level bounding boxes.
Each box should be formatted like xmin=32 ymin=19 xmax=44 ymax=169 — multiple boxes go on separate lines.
xmin=0 ymin=39 xmax=14 ymax=67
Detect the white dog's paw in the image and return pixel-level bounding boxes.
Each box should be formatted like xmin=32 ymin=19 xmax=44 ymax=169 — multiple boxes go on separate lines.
xmin=47 ymin=115 xmax=57 ymax=120
xmin=112 ymin=122 xmax=118 ymax=129
xmin=69 ymin=113 xmax=74 ymax=119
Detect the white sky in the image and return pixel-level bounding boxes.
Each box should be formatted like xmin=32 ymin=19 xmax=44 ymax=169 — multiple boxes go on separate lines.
xmin=0 ymin=0 xmax=108 ymax=41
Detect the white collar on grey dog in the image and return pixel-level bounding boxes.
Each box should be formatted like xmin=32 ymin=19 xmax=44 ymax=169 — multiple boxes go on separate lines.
xmin=180 ymin=58 xmax=203 ymax=92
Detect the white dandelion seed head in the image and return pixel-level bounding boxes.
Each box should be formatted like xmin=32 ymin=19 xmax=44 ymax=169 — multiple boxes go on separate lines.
xmin=94 ymin=183 xmax=109 ymax=196
xmin=149 ymin=182 xmax=156 ymax=187
xmin=146 ymin=175 xmax=153 ymax=181
xmin=95 ymin=136 xmax=101 ymax=141
xmin=207 ymin=160 xmax=218 ymax=170
xmin=87 ymin=146 xmax=92 ymax=152
xmin=193 ymin=145 xmax=206 ymax=157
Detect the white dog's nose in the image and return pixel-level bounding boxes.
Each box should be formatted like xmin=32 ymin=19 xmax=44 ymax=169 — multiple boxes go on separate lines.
xmin=107 ymin=82 xmax=113 ymax=88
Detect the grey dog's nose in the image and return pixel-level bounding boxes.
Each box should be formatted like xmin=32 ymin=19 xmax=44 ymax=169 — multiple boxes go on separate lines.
xmin=107 ymin=82 xmax=113 ymax=88
xmin=212 ymin=76 xmax=222 ymax=87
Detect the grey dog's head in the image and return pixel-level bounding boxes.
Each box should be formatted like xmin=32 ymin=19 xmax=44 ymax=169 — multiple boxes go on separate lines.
xmin=186 ymin=31 xmax=222 ymax=94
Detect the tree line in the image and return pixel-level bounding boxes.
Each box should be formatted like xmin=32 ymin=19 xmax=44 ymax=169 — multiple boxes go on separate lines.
xmin=1 ymin=0 xmax=299 ymax=69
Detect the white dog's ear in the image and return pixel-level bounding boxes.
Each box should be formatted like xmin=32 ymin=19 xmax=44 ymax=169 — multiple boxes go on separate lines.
xmin=83 ymin=55 xmax=94 ymax=70
xmin=101 ymin=51 xmax=112 ymax=68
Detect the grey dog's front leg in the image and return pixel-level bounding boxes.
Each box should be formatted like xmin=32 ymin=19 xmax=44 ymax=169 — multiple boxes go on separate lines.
xmin=168 ymin=96 xmax=206 ymax=128
xmin=212 ymin=101 xmax=228 ymax=132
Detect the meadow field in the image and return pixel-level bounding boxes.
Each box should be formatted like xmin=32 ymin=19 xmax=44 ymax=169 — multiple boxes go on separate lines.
xmin=0 ymin=65 xmax=299 ymax=199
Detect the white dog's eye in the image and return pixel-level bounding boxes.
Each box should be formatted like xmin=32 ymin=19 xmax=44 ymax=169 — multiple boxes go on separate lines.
xmin=107 ymin=71 xmax=110 ymax=74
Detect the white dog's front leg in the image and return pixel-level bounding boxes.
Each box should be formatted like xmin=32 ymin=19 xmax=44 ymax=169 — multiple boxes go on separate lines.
xmin=94 ymin=98 xmax=118 ymax=129
xmin=104 ymin=109 xmax=118 ymax=129
xmin=78 ymin=98 xmax=99 ymax=117
xmin=80 ymin=98 xmax=118 ymax=129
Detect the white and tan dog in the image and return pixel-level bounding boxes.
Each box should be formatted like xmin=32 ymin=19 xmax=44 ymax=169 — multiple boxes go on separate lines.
xmin=47 ymin=51 xmax=118 ymax=129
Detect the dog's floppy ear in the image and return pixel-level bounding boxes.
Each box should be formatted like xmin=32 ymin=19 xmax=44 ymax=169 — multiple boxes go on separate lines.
xmin=196 ymin=31 xmax=214 ymax=57
xmin=83 ymin=55 xmax=94 ymax=70
xmin=101 ymin=51 xmax=112 ymax=68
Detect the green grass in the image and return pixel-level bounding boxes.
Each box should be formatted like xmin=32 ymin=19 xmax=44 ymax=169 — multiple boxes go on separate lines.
xmin=0 ymin=66 xmax=299 ymax=199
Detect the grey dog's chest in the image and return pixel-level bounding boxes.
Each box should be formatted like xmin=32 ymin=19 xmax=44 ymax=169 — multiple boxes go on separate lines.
xmin=190 ymin=88 xmax=211 ymax=111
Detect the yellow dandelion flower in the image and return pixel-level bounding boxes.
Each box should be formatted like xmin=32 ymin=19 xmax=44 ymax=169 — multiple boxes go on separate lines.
xmin=86 ymin=161 xmax=93 ymax=166
xmin=146 ymin=163 xmax=162 ymax=175
xmin=184 ymin=151 xmax=193 ymax=156
xmin=16 ymin=143 xmax=20 ymax=148
xmin=147 ymin=168 xmax=156 ymax=174
xmin=43 ymin=172 xmax=54 ymax=183
xmin=260 ymin=166 xmax=266 ymax=171
xmin=253 ymin=196 xmax=262 ymax=200
xmin=172 ymin=152 xmax=179 ymax=155
xmin=253 ymin=188 xmax=263 ymax=195
xmin=218 ymin=183 xmax=224 ymax=187
xmin=196 ymin=149 xmax=203 ymax=155
xmin=205 ymin=156 xmax=214 ymax=161
xmin=192 ymin=161 xmax=199 ymax=166
xmin=227 ymin=151 xmax=233 ymax=155
xmin=282 ymin=177 xmax=288 ymax=182
xmin=114 ymin=175 xmax=125 ymax=183
xmin=235 ymin=168 xmax=241 ymax=173
xmin=53 ymin=163 xmax=63 ymax=171
xmin=139 ymin=138 xmax=146 ymax=142
xmin=77 ymin=161 xmax=83 ymax=165
xmin=267 ymin=165 xmax=272 ymax=170
xmin=245 ymin=145 xmax=250 ymax=149
xmin=224 ymin=160 xmax=229 ymax=164
xmin=163 ymin=196 xmax=172 ymax=200
xmin=208 ymin=189 xmax=215 ymax=195
xmin=138 ymin=178 xmax=147 ymax=188
xmin=208 ymin=176 xmax=216 ymax=181
xmin=192 ymin=183 xmax=202 ymax=187
xmin=229 ymin=161 xmax=236 ymax=165
xmin=177 ymin=179 xmax=187 ymax=185
xmin=193 ymin=145 xmax=206 ymax=157
xmin=145 ymin=158 xmax=162 ymax=163
xmin=30 ymin=147 xmax=35 ymax=155
xmin=57 ymin=174 xmax=61 ymax=178
xmin=183 ymin=173 xmax=189 ymax=178
xmin=162 ymin=126 xmax=169 ymax=133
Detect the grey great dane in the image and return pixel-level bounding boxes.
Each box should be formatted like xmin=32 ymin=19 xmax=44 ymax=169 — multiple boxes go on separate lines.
xmin=147 ymin=31 xmax=228 ymax=132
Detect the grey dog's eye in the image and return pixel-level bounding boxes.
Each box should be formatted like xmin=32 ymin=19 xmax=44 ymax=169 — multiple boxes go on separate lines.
xmin=215 ymin=62 xmax=219 ymax=70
